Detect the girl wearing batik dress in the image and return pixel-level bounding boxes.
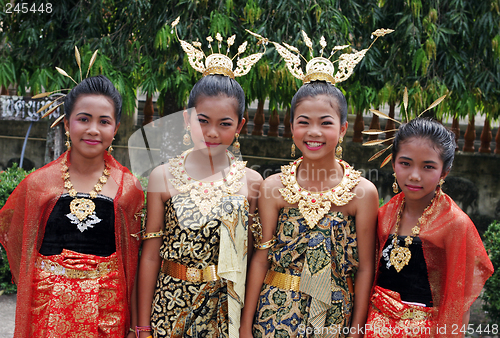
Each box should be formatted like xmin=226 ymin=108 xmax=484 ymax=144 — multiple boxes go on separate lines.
xmin=0 ymin=75 xmax=144 ymax=338
xmin=240 ymin=82 xmax=379 ymax=338
xmin=365 ymin=118 xmax=493 ymax=338
xmin=136 ymin=73 xmax=262 ymax=337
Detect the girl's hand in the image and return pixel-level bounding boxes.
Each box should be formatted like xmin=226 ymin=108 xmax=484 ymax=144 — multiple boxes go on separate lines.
xmin=239 ymin=327 xmax=254 ymax=338
xmin=125 ymin=331 xmax=135 ymax=338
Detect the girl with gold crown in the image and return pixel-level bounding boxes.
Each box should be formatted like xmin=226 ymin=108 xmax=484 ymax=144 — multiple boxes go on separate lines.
xmin=240 ymin=29 xmax=392 ymax=338
xmin=362 ymin=102 xmax=493 ymax=336
xmin=0 ymin=70 xmax=145 ymax=337
xmin=135 ymin=18 xmax=265 ymax=338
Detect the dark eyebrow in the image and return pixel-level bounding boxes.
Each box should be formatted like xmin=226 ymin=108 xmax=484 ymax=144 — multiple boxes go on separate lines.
xmin=197 ymin=113 xmax=234 ymax=122
xmin=296 ymin=114 xmax=334 ymax=119
xmin=75 ymin=112 xmax=113 ymax=119
xmin=423 ymin=160 xmax=439 ymax=164
xmin=399 ymin=156 xmax=413 ymax=161
xmin=76 ymin=112 xmax=92 ymax=117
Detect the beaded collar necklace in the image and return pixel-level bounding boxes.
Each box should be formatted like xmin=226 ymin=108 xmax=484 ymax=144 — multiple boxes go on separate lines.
xmin=279 ymin=157 xmax=361 ymax=228
xmin=168 ymin=148 xmax=246 ymax=216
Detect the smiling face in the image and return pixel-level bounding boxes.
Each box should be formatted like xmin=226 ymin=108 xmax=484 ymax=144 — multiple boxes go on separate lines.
xmin=184 ymin=95 xmax=245 ymax=156
xmin=64 ymin=94 xmax=119 ymax=159
xmin=291 ymin=95 xmax=347 ymax=160
xmin=393 ymin=137 xmax=447 ymax=202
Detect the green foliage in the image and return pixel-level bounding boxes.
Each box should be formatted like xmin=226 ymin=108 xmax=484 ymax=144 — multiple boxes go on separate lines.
xmin=1 ymin=0 xmax=499 ymax=121
xmin=0 ymin=57 xmax=16 ymax=88
xmin=482 ymin=220 xmax=500 ymax=322
xmin=0 ymin=164 xmax=34 ymax=294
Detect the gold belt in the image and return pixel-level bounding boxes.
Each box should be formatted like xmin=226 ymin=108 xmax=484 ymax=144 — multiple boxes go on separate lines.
xmin=400 ymin=307 xmax=432 ymax=320
xmin=264 ymin=270 xmax=354 ymax=293
xmin=162 ymin=260 xmax=219 ymax=283
xmin=264 ymin=270 xmax=301 ymax=291
xmin=35 ymin=255 xmax=118 ymax=279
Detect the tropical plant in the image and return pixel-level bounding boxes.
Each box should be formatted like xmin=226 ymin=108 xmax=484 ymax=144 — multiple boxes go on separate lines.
xmin=0 ymin=164 xmax=34 ymax=294
xmin=482 ymin=220 xmax=500 ymax=322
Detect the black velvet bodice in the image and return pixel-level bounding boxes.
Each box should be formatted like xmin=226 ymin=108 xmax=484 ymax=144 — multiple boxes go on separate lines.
xmin=376 ymin=236 xmax=433 ymax=307
xmin=39 ymin=193 xmax=116 ymax=257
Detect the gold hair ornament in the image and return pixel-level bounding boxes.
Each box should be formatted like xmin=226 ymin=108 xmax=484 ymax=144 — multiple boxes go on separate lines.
xmin=362 ymin=87 xmax=447 ymax=167
xmin=171 ymin=17 xmax=267 ymax=79
xmin=269 ymin=28 xmax=393 ymax=85
xmin=33 ymin=46 xmax=99 ymax=128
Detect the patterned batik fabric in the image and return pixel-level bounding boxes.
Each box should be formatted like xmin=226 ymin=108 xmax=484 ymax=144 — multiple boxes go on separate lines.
xmin=151 ymin=192 xmax=248 ymax=338
xmin=31 ymin=250 xmax=126 ymax=338
xmin=253 ymin=207 xmax=358 ymax=338
xmin=365 ymin=286 xmax=435 ymax=338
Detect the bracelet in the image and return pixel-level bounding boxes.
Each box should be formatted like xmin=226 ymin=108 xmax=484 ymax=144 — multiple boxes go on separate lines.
xmin=254 ymin=236 xmax=277 ymax=250
xmin=135 ymin=326 xmax=151 ymax=337
xmin=142 ymin=231 xmax=164 ymax=240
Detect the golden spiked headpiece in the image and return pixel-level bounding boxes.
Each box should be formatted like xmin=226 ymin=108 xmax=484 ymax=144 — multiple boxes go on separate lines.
xmin=270 ymin=28 xmax=393 ymax=85
xmin=171 ymin=17 xmax=267 ymax=79
xmin=32 ymin=47 xmax=99 ymax=128
xmin=362 ymin=87 xmax=447 ymax=167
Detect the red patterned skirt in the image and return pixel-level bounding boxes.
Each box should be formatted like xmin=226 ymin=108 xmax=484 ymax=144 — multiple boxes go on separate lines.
xmin=366 ymin=286 xmax=436 ymax=338
xmin=31 ymin=249 xmax=126 ymax=338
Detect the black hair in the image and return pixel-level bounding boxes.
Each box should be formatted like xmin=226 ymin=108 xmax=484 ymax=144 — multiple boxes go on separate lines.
xmin=64 ymin=75 xmax=122 ymax=123
xmin=392 ymin=117 xmax=456 ymax=173
xmin=290 ymin=81 xmax=348 ymax=125
xmin=187 ymin=74 xmax=245 ymax=123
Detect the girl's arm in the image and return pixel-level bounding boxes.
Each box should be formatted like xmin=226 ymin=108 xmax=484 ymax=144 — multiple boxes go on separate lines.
xmin=461 ymin=308 xmax=471 ymax=338
xmin=136 ymin=166 xmax=169 ymax=338
xmin=349 ymin=179 xmax=378 ymax=338
xmin=126 ymin=270 xmax=138 ymax=338
xmin=245 ymin=169 xmax=264 ymax=267
xmin=240 ymin=175 xmax=280 ymax=338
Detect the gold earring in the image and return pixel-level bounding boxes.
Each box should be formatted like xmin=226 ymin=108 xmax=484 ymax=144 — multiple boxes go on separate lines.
xmin=232 ymin=133 xmax=240 ymax=153
xmin=291 ymin=136 xmax=296 ymax=158
xmin=336 ymin=136 xmax=343 ymax=159
xmin=65 ymin=131 xmax=71 ymax=150
xmin=392 ymin=173 xmax=399 ymax=194
xmin=439 ymin=178 xmax=445 ymax=187
xmin=108 ymin=138 xmax=115 ymax=154
xmin=183 ymin=125 xmax=191 ymax=146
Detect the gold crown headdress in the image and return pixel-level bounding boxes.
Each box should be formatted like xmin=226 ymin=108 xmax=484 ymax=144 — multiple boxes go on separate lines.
xmin=32 ymin=46 xmax=99 ymax=128
xmin=171 ymin=17 xmax=267 ymax=79
xmin=269 ymin=28 xmax=393 ymax=85
xmin=362 ymin=87 xmax=447 ymax=167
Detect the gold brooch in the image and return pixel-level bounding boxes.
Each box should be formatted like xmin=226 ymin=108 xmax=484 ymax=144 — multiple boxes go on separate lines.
xmin=279 ymin=157 xmax=361 ymax=228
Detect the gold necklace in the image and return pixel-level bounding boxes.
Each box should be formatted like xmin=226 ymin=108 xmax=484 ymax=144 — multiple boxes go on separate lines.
xmin=61 ymin=153 xmax=111 ymax=232
xmin=279 ymin=157 xmax=361 ymax=229
xmin=389 ymin=194 xmax=437 ymax=272
xmin=168 ymin=148 xmax=246 ymax=216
